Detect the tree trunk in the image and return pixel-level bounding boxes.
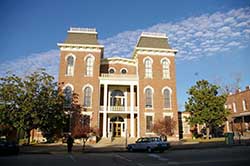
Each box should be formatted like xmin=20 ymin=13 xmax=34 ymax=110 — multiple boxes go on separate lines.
xmin=206 ymin=127 xmax=210 ymax=140
xmin=26 ymin=129 xmax=31 ymax=145
xmin=82 ymin=138 xmax=86 ymax=151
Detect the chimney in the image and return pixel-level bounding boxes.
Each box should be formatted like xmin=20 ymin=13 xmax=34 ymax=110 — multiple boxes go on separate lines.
xmin=236 ymin=88 xmax=241 ymax=93
xmin=246 ymin=85 xmax=250 ymax=90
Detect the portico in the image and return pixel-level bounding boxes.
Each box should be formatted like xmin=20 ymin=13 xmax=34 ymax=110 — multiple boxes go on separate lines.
xmin=99 ymin=75 xmax=139 ymax=138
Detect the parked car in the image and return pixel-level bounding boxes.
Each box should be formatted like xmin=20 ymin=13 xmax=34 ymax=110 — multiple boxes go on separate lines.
xmin=127 ymin=137 xmax=170 ymax=153
xmin=0 ymin=137 xmax=19 ymax=155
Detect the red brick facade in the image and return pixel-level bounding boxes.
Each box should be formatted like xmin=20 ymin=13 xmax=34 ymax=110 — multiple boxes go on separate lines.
xmin=58 ymin=28 xmax=179 ymax=140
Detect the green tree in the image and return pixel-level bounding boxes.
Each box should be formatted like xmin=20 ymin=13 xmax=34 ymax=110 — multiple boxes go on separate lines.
xmin=185 ymin=80 xmax=229 ymax=139
xmin=0 ymin=73 xmax=23 ymax=140
xmin=0 ymin=69 xmax=66 ymax=143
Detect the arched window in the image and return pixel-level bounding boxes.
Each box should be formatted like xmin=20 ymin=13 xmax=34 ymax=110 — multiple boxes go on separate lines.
xmin=162 ymin=59 xmax=170 ymax=79
xmin=163 ymin=88 xmax=171 ymax=109
xmin=144 ymin=58 xmax=152 ymax=78
xmin=145 ymin=88 xmax=153 ymax=108
xmin=83 ymin=87 xmax=92 ymax=107
xmin=64 ymin=86 xmax=72 ymax=107
xmin=86 ymin=56 xmax=94 ymax=76
xmin=66 ymin=56 xmax=74 ymax=76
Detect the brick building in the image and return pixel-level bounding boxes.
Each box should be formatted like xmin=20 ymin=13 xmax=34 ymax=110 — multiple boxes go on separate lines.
xmin=58 ymin=28 xmax=179 ymax=140
xmin=225 ymin=86 xmax=250 ymax=135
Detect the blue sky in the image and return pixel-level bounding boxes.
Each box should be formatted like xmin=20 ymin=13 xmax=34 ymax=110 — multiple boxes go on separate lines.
xmin=0 ymin=0 xmax=250 ymax=111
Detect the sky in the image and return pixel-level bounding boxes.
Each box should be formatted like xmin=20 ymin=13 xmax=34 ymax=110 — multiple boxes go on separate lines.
xmin=0 ymin=0 xmax=250 ymax=111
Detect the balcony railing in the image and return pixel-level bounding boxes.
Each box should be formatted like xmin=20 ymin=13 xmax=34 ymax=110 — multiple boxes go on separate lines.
xmin=100 ymin=74 xmax=137 ymax=78
xmin=100 ymin=106 xmax=138 ymax=112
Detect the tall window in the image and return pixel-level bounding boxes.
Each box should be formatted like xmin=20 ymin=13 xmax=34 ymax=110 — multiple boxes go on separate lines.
xmin=64 ymin=86 xmax=72 ymax=107
xmin=146 ymin=115 xmax=153 ymax=132
xmin=83 ymin=87 xmax=92 ymax=107
xmin=162 ymin=59 xmax=170 ymax=79
xmin=242 ymin=99 xmax=247 ymax=111
xmin=145 ymin=88 xmax=153 ymax=108
xmin=233 ymin=102 xmax=237 ymax=112
xmin=163 ymin=88 xmax=171 ymax=109
xmin=145 ymin=59 xmax=152 ymax=78
xmin=82 ymin=115 xmax=90 ymax=127
xmin=86 ymin=56 xmax=94 ymax=76
xmin=66 ymin=56 xmax=74 ymax=76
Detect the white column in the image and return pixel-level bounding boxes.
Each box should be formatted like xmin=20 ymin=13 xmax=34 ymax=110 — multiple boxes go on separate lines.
xmin=137 ymin=85 xmax=140 ymax=138
xmin=108 ymin=91 xmax=111 ymax=112
xmin=130 ymin=84 xmax=135 ymax=137
xmin=107 ymin=117 xmax=110 ymax=137
xmin=125 ymin=91 xmax=128 ymax=112
xmin=226 ymin=121 xmax=230 ymax=132
xmin=103 ymin=84 xmax=108 ymax=138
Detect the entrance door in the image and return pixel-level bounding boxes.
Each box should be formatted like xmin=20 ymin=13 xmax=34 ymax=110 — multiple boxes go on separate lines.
xmin=113 ymin=123 xmax=121 ymax=137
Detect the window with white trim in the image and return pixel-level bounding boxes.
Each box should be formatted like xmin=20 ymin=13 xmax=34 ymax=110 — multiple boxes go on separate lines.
xmin=64 ymin=86 xmax=72 ymax=107
xmin=83 ymin=87 xmax=92 ymax=107
xmin=86 ymin=56 xmax=94 ymax=76
xmin=145 ymin=88 xmax=153 ymax=108
xmin=146 ymin=115 xmax=153 ymax=132
xmin=145 ymin=59 xmax=152 ymax=78
xmin=233 ymin=102 xmax=237 ymax=112
xmin=163 ymin=88 xmax=171 ymax=109
xmin=242 ymin=99 xmax=247 ymax=111
xmin=66 ymin=56 xmax=74 ymax=76
xmin=162 ymin=59 xmax=170 ymax=79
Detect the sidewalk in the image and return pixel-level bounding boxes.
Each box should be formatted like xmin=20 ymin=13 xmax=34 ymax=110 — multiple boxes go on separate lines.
xmin=19 ymin=139 xmax=250 ymax=154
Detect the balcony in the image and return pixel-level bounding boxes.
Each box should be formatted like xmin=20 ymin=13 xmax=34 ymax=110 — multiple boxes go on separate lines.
xmin=100 ymin=74 xmax=138 ymax=80
xmin=100 ymin=106 xmax=138 ymax=113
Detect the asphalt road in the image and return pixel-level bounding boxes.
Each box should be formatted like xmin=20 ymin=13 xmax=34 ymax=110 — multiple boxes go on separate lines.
xmin=0 ymin=146 xmax=249 ymax=166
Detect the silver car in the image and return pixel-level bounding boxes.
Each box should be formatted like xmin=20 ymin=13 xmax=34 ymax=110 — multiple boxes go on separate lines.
xmin=127 ymin=137 xmax=170 ymax=153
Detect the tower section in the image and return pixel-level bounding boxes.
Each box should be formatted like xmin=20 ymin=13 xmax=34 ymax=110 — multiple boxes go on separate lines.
xmin=134 ymin=32 xmax=179 ymax=140
xmin=58 ymin=27 xmax=104 ymax=129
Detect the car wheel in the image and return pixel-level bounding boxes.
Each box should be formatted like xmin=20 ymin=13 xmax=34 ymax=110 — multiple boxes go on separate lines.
xmin=147 ymin=147 xmax=152 ymax=153
xmin=128 ymin=146 xmax=133 ymax=152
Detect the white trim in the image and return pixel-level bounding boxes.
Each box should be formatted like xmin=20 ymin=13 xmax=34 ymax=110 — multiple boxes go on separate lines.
xmin=108 ymin=67 xmax=116 ymax=74
xmin=84 ymin=53 xmax=95 ymax=62
xmin=160 ymin=57 xmax=170 ymax=64
xmin=58 ymin=43 xmax=104 ymax=48
xmin=163 ymin=112 xmax=173 ymax=118
xmin=82 ymin=84 xmax=94 ymax=108
xmin=136 ymin=47 xmax=178 ymax=53
xmin=162 ymin=87 xmax=172 ymax=110
xmin=82 ymin=84 xmax=94 ymax=92
xmin=84 ymin=54 xmax=95 ymax=77
xmin=242 ymin=99 xmax=247 ymax=111
xmin=62 ymin=83 xmax=74 ymax=91
xmin=120 ymin=68 xmax=128 ymax=74
xmin=143 ymin=56 xmax=153 ymax=64
xmin=68 ymin=27 xmax=97 ymax=34
xmin=144 ymin=85 xmax=154 ymax=94
xmin=141 ymin=32 xmax=167 ymax=38
xmin=65 ymin=54 xmax=76 ymax=76
xmin=101 ymin=57 xmax=136 ymax=66
xmin=233 ymin=102 xmax=237 ymax=112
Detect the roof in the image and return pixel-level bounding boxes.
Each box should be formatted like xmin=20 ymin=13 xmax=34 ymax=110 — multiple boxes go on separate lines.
xmin=63 ymin=28 xmax=100 ymax=45
xmin=136 ymin=32 xmax=171 ymax=49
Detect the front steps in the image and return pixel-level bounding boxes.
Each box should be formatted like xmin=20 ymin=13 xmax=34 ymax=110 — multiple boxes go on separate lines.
xmin=96 ymin=137 xmax=137 ymax=146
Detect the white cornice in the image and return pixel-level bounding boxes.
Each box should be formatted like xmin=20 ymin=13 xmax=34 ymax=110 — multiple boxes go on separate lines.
xmin=101 ymin=57 xmax=136 ymax=66
xmin=136 ymin=47 xmax=178 ymax=52
xmin=141 ymin=32 xmax=168 ymax=39
xmin=68 ymin=27 xmax=97 ymax=34
xmin=58 ymin=43 xmax=104 ymax=48
xmin=57 ymin=43 xmax=103 ymax=52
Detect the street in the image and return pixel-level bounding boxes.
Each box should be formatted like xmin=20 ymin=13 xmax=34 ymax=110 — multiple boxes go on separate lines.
xmin=0 ymin=146 xmax=249 ymax=166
